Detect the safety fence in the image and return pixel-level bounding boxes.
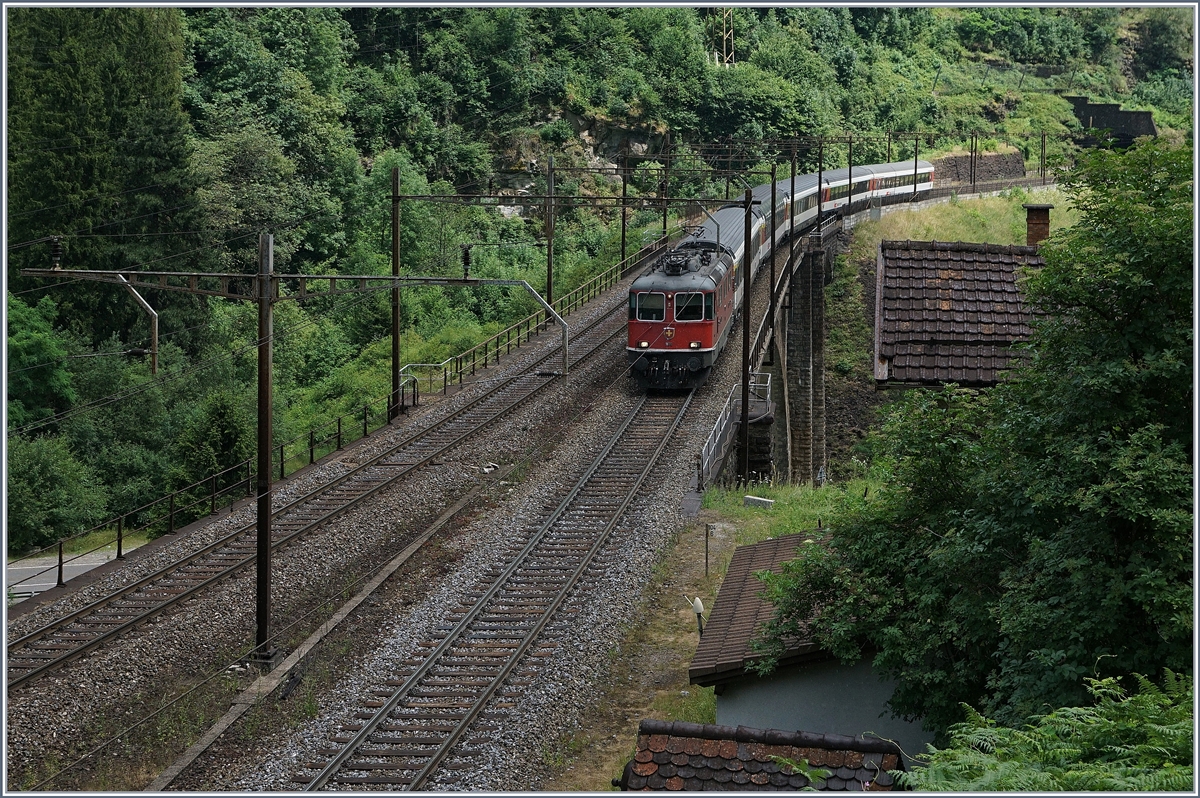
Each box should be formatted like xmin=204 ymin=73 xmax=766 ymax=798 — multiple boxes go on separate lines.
xmin=7 ymin=233 xmax=674 ymax=601
xmin=698 ymin=372 xmax=771 ymax=490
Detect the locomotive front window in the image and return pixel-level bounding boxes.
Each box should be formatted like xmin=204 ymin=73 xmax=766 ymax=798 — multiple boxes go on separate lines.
xmin=674 ymin=292 xmax=704 ymax=321
xmin=636 ymin=292 xmax=666 ymax=321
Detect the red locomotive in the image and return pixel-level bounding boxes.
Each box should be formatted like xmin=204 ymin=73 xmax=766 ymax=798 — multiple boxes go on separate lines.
xmin=628 ymin=158 xmax=934 ymax=389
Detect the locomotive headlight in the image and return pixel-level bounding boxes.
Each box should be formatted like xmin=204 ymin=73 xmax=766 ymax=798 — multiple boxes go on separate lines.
xmin=689 ymin=341 xmax=702 ymax=349
xmin=639 ymin=341 xmax=649 ymax=348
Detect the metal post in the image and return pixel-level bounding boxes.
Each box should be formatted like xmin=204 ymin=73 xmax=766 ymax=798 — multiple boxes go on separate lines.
xmin=887 ymin=131 xmax=892 ymax=163
xmin=768 ymin=161 xmax=777 ymax=341
xmin=117 ymin=515 xmax=124 ymax=560
xmin=117 ymin=275 xmax=158 ymax=375
xmin=705 ymin=523 xmax=712 ymax=577
xmin=391 ymin=168 xmax=401 ymax=421
xmin=847 ymin=135 xmax=854 ymax=207
xmin=661 ymin=132 xmax=670 ymax=238
xmin=337 ymin=416 xmax=343 ymax=449
xmin=309 ymin=429 xmax=315 ymax=464
xmin=254 ymin=232 xmax=275 ymax=665
xmin=970 ymin=132 xmax=976 ymax=191
xmin=621 ymin=165 xmax=628 ymax=267
xmin=817 ymin=138 xmax=824 ymax=234
xmin=1041 ymin=132 xmax=1047 ymax=185
xmin=545 ymin=156 xmax=555 ymax=307
xmin=57 ymin=540 xmax=65 ymax=587
xmin=739 ymin=189 xmax=752 ymax=484
xmin=210 ymin=473 xmax=216 ymax=515
xmin=363 ymin=404 xmax=368 ymax=437
xmin=168 ymin=493 xmax=175 ymax=534
xmin=278 ymin=444 xmax=285 ymax=480
xmin=913 ymin=135 xmax=920 ymax=195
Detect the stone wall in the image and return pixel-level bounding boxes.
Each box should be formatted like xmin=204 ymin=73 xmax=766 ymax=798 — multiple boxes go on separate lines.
xmin=933 ymin=151 xmax=1027 ymax=183
xmin=1065 ymin=95 xmax=1157 ymax=146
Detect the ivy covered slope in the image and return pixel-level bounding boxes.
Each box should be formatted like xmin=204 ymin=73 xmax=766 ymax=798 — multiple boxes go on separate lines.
xmin=754 ymin=138 xmax=1192 ymax=752
xmin=6 ymin=7 xmax=1193 ymax=554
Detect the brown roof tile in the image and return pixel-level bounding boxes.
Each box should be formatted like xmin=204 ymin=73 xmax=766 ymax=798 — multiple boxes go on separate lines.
xmin=876 ymin=239 xmax=1043 ymax=386
xmin=689 ymin=533 xmax=824 ymax=686
xmin=617 ymin=721 xmax=906 ymax=792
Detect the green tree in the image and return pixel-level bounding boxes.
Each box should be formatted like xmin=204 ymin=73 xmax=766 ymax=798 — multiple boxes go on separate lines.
xmin=752 ymin=139 xmax=1193 ymax=735
xmin=899 ymin=672 xmax=1193 ymax=791
xmin=6 ymin=293 xmax=76 ymax=429
xmin=7 ymin=8 xmax=202 ymax=343
xmin=7 ymin=434 xmax=109 ymax=553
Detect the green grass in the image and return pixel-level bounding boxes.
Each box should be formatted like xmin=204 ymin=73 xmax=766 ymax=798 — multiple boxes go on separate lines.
xmin=651 ymin=685 xmax=717 ymax=726
xmin=848 ymin=187 xmax=1079 ymax=261
xmin=702 ymin=479 xmax=880 ymax=548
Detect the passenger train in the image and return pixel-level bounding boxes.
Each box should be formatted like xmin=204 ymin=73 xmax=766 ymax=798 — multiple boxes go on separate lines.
xmin=628 ymin=159 xmax=934 ymax=389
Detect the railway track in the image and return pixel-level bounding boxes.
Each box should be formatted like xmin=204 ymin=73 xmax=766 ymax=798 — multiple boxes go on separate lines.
xmin=294 ymin=390 xmax=693 ymax=790
xmin=6 ymin=304 xmax=629 ymax=692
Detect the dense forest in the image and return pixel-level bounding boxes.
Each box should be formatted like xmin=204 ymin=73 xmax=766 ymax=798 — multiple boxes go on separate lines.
xmin=6 ymin=7 xmax=1193 ymax=558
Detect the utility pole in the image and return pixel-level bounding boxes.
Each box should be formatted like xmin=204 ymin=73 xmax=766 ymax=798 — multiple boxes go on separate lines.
xmin=721 ymin=8 xmax=735 ymax=66
xmin=254 ymin=233 xmax=276 ymax=667
xmin=391 ymin=168 xmax=401 ymax=421
xmin=767 ymin=161 xmax=777 ymax=343
xmin=22 ymin=258 xmax=577 ymax=671
xmin=545 ymin=156 xmax=555 ymax=307
xmin=738 ymin=189 xmax=752 ymax=484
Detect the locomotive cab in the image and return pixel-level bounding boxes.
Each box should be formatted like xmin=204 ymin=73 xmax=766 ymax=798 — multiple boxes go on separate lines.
xmin=628 ymin=247 xmax=730 ymax=390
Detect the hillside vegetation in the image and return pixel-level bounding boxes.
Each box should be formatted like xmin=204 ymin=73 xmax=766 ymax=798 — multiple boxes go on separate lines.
xmin=6 ymin=7 xmax=1192 ymax=555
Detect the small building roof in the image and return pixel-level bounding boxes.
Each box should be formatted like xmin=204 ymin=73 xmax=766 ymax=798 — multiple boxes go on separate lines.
xmin=689 ymin=533 xmax=821 ymax=687
xmin=874 ymin=239 xmax=1043 ymax=386
xmin=615 ymin=719 xmax=905 ymax=791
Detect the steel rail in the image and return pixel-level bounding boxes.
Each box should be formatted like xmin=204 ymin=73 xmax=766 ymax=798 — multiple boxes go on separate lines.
xmin=301 ymin=392 xmax=693 ymax=791
xmin=6 ymin=304 xmax=628 ymax=691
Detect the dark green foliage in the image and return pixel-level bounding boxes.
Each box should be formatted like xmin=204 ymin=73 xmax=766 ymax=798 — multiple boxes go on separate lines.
xmin=898 ymin=672 xmax=1193 ymax=791
xmin=7 ymin=7 xmax=1191 ymax=562
xmin=7 ymin=294 xmax=76 ymax=429
xmin=7 ymin=434 xmax=109 ymax=553
xmin=7 ymin=7 xmax=203 ymax=343
xmin=1131 ymin=8 xmax=1194 ymax=78
xmin=955 ymin=8 xmax=1088 ymax=64
xmin=171 ymin=389 xmax=252 ymax=486
xmin=753 ymin=140 xmax=1193 ymax=735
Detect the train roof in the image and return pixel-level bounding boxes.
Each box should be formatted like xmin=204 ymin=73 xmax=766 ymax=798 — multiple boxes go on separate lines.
xmin=677 ymin=203 xmax=763 ymax=254
xmin=756 ymin=159 xmax=936 ymax=198
xmin=632 ymin=246 xmax=730 ymax=290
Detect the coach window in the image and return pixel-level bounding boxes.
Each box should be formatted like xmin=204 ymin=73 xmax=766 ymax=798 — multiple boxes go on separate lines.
xmin=636 ymin=292 xmax=666 ymax=321
xmin=675 ymin=292 xmax=704 ymax=321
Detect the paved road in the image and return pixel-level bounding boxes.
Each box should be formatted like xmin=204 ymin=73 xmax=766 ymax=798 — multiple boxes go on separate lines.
xmin=7 ymin=547 xmax=136 ymax=604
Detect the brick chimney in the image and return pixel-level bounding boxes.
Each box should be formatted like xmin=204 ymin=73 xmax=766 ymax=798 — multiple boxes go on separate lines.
xmin=1022 ymin=203 xmax=1054 ymax=246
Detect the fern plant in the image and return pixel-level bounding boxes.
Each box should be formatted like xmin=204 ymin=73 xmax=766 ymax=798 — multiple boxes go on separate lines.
xmin=897 ymin=671 xmax=1194 ymax=791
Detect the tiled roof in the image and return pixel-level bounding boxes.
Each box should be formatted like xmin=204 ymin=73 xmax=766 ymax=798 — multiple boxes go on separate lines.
xmin=689 ymin=533 xmax=820 ymax=687
xmin=875 ymin=240 xmax=1043 ymax=386
xmin=616 ymin=719 xmax=905 ymax=791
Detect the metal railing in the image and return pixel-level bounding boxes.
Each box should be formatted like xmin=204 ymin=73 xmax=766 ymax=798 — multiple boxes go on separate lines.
xmin=6 ymin=233 xmax=677 ymax=600
xmin=698 ymin=372 xmax=770 ymax=490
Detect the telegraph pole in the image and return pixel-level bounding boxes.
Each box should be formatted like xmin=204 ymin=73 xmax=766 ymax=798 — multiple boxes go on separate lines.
xmin=391 ymin=168 xmax=401 ymax=421
xmin=739 ymin=189 xmax=752 ymax=484
xmin=545 ymin=156 xmax=555 ymax=307
xmin=254 ymin=233 xmax=276 ymax=666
